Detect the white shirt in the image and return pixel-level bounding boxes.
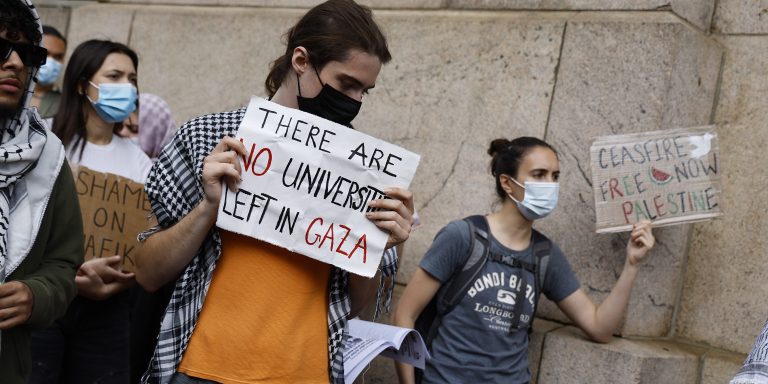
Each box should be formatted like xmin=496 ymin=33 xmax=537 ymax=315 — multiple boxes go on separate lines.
xmin=66 ymin=135 xmax=153 ymax=184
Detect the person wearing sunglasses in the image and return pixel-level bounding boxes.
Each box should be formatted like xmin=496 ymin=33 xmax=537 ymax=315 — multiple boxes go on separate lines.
xmin=0 ymin=1 xmax=84 ymax=383
xmin=29 ymin=39 xmax=152 ymax=384
xmin=29 ymin=25 xmax=66 ymax=119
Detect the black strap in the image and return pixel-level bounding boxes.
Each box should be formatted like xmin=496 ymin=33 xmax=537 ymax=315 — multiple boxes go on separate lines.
xmin=488 ymin=252 xmax=537 ymax=272
xmin=436 ymin=215 xmax=490 ymax=314
xmin=529 ymin=229 xmax=551 ymax=334
xmin=422 ymin=216 xmax=491 ymax=350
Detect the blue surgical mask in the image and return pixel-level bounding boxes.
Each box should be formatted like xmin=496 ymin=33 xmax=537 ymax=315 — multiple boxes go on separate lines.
xmin=507 ymin=178 xmax=559 ymax=221
xmin=87 ymin=81 xmax=138 ymax=123
xmin=37 ymin=57 xmax=62 ymax=85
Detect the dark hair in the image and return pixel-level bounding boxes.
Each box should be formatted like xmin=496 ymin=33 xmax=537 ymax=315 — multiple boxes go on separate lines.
xmin=488 ymin=137 xmax=558 ymax=198
xmin=52 ymin=39 xmax=138 ymax=158
xmin=264 ymin=0 xmax=391 ymax=97
xmin=42 ymin=24 xmax=66 ymax=45
xmin=0 ymin=0 xmax=42 ymax=44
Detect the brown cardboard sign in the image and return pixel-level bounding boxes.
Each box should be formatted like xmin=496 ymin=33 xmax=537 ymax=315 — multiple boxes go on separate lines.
xmin=73 ymin=166 xmax=152 ymax=271
xmin=590 ymin=126 xmax=722 ymax=233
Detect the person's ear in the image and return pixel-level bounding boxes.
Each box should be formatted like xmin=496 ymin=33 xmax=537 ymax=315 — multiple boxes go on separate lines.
xmin=77 ymin=79 xmax=87 ymax=96
xmin=291 ymin=46 xmax=310 ymax=76
xmin=499 ymin=174 xmax=517 ymax=196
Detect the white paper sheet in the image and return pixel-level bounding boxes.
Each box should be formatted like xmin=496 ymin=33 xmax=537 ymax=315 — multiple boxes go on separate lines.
xmin=216 ymin=97 xmax=420 ymax=277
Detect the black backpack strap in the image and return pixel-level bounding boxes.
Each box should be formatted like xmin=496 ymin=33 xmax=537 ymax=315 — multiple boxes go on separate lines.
xmin=528 ymin=229 xmax=551 ymax=334
xmin=488 ymin=252 xmax=536 ymax=272
xmin=422 ymin=215 xmax=491 ymax=351
xmin=509 ymin=267 xmax=528 ymax=330
xmin=437 ymin=215 xmax=490 ymax=314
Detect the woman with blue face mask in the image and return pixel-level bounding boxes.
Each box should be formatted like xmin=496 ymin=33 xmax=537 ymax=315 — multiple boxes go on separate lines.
xmin=394 ymin=137 xmax=656 ymax=384
xmin=29 ymin=40 xmax=152 ymax=384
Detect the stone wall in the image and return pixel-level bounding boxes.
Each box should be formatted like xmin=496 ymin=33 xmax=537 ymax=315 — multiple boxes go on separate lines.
xmin=34 ymin=0 xmax=768 ymax=382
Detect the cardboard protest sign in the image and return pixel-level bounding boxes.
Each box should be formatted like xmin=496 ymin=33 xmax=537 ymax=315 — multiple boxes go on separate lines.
xmin=73 ymin=166 xmax=152 ymax=272
xmin=216 ymin=97 xmax=420 ymax=277
xmin=590 ymin=126 xmax=722 ymax=233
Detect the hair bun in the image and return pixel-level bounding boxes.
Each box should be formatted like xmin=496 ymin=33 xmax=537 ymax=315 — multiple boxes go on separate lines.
xmin=488 ymin=138 xmax=511 ymax=157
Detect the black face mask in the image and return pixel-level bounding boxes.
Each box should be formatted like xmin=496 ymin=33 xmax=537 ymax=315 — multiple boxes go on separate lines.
xmin=296 ymin=70 xmax=361 ymax=128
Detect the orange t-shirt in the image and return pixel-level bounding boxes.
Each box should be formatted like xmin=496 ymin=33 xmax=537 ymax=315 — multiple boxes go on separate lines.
xmin=178 ymin=231 xmax=331 ymax=383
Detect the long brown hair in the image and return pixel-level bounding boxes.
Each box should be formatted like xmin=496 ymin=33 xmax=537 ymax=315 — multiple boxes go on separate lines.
xmin=51 ymin=39 xmax=138 ymax=159
xmin=264 ymin=0 xmax=391 ymax=97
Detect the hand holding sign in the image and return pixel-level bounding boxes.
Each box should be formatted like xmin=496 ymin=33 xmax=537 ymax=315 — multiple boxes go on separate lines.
xmin=202 ymin=136 xmax=247 ymax=209
xmin=626 ymin=220 xmax=654 ymax=267
xmin=366 ymin=187 xmax=414 ymax=249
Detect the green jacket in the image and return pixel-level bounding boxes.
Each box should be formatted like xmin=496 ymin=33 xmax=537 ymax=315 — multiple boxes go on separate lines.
xmin=0 ymin=162 xmax=84 ymax=383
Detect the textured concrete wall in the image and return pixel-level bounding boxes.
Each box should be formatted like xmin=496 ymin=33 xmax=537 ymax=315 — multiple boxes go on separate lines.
xmin=33 ymin=0 xmax=768 ymax=382
xmin=536 ymin=13 xmax=722 ymax=338
xmin=676 ymin=33 xmax=768 ymax=354
xmin=36 ymin=4 xmax=70 ymax=36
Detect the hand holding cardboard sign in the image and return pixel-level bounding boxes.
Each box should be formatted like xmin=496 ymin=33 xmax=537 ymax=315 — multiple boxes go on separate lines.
xmin=75 ymin=256 xmax=135 ymax=300
xmin=626 ymin=220 xmax=655 ymax=267
xmin=202 ymin=136 xmax=247 ymax=209
xmin=0 ymin=281 xmax=33 ymax=329
xmin=366 ymin=187 xmax=414 ymax=250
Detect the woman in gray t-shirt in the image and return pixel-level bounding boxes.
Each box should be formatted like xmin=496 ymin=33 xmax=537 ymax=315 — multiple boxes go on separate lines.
xmin=394 ymin=137 xmax=655 ymax=384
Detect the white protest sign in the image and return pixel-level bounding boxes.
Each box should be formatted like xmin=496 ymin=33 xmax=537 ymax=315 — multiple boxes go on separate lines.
xmin=216 ymin=97 xmax=420 ymax=277
xmin=590 ymin=126 xmax=722 ymax=233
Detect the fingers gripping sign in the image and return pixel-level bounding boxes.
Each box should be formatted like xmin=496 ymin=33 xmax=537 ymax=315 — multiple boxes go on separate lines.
xmin=202 ymin=136 xmax=248 ymax=208
xmin=626 ymin=220 xmax=655 ymax=266
xmin=366 ymin=187 xmax=414 ymax=250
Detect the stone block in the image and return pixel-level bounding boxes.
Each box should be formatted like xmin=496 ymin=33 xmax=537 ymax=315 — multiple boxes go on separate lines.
xmin=449 ymin=1 xmax=715 ymax=31
xmin=358 ymin=12 xmax=566 ymax=284
xmin=66 ymin=4 xmax=137 ymax=58
xmin=528 ymin=318 xmax=564 ymax=384
xmin=102 ymin=0 xmax=447 ymax=8
xmin=538 ymin=13 xmax=722 ymax=337
xmin=700 ymin=349 xmax=745 ymax=384
xmin=676 ymin=36 xmax=768 ymax=353
xmin=37 ymin=4 xmax=71 ymax=36
xmin=668 ymin=1 xmax=716 ymax=32
xmin=538 ymin=326 xmax=700 ymax=384
xmin=713 ymin=0 xmax=768 ymax=35
xmin=128 ymin=6 xmax=294 ymax=124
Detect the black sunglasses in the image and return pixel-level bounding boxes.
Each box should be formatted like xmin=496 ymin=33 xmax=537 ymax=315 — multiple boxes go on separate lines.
xmin=0 ymin=37 xmax=48 ymax=67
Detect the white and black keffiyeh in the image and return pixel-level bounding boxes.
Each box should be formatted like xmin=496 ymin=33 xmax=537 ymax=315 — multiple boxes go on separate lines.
xmin=0 ymin=0 xmax=46 ymax=281
xmin=732 ymin=319 xmax=768 ymax=384
xmin=139 ymin=108 xmax=398 ymax=384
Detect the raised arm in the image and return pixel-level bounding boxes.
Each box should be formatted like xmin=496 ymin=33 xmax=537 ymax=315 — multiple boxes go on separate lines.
xmin=557 ymin=220 xmax=654 ymax=343
xmin=134 ymin=137 xmax=246 ymax=292
xmin=393 ymin=268 xmax=442 ymax=384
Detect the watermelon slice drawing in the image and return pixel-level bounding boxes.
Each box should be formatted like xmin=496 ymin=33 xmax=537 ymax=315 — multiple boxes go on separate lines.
xmin=649 ymin=166 xmax=673 ymax=185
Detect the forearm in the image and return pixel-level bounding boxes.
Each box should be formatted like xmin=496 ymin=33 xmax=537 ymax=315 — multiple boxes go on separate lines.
xmin=593 ymin=262 xmax=639 ymax=341
xmin=348 ymin=270 xmax=382 ymax=319
xmin=393 ymin=308 xmax=417 ymax=384
xmin=135 ymin=200 xmax=218 ymax=292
